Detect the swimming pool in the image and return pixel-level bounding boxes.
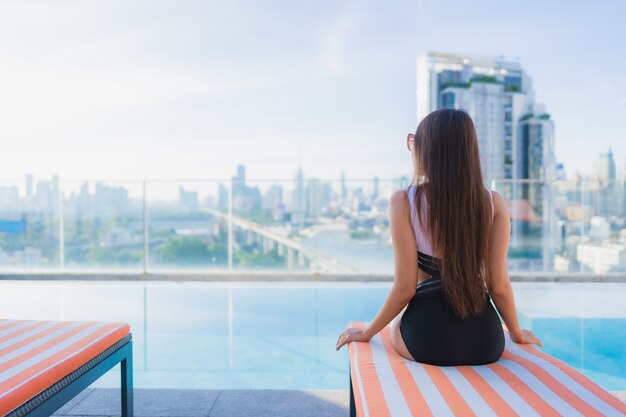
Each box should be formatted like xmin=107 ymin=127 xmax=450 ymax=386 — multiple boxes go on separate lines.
xmin=0 ymin=280 xmax=624 ymax=391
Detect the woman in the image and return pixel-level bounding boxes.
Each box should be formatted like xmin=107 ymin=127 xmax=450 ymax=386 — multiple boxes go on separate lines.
xmin=336 ymin=108 xmax=542 ymax=365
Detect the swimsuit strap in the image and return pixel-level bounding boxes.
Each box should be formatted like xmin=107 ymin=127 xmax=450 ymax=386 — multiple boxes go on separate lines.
xmin=414 ymin=275 xmax=443 ymax=298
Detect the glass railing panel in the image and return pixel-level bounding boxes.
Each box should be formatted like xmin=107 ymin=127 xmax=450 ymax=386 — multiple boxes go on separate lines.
xmin=492 ymin=179 xmax=587 ymax=274
xmin=145 ymin=181 xmax=228 ymax=271
xmin=233 ymin=178 xmax=407 ymax=274
xmin=60 ymin=180 xmax=144 ymax=270
xmin=0 ymin=179 xmax=61 ymax=270
xmin=0 ymin=177 xmax=623 ymax=275
xmin=578 ymin=179 xmax=626 ymax=274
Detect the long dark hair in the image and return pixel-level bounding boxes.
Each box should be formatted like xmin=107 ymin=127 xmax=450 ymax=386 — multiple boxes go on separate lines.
xmin=411 ymin=108 xmax=492 ymax=319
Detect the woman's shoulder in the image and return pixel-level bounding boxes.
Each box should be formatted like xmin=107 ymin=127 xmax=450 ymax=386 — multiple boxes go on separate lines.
xmin=388 ymin=188 xmax=413 ymax=225
xmin=389 ymin=187 xmax=410 ymax=209
xmin=488 ymin=189 xmax=506 ymax=216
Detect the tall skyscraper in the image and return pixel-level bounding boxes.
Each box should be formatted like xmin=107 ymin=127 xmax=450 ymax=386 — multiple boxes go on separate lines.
xmin=230 ymin=165 xmax=261 ymax=213
xmin=417 ymin=52 xmax=555 ymax=186
xmin=417 ymin=52 xmax=557 ymax=269
xmin=292 ymin=166 xmax=306 ymax=213
xmin=592 ymin=148 xmax=616 ymax=182
xmin=372 ymin=176 xmax=379 ymax=200
xmin=340 ymin=171 xmax=347 ymax=202
xmin=306 ymin=179 xmax=332 ymax=218
xmin=592 ymin=148 xmax=618 ymax=217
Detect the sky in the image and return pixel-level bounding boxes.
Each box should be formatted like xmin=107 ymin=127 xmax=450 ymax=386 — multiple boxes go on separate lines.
xmin=0 ymin=0 xmax=625 ymax=183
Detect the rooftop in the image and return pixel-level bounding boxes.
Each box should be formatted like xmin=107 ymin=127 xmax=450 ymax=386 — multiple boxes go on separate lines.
xmin=50 ymin=388 xmax=625 ymax=417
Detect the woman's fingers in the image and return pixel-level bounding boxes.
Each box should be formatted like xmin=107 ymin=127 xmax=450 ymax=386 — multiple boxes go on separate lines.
xmin=336 ymin=331 xmax=349 ymax=350
xmin=336 ymin=333 xmax=351 ymax=350
xmin=528 ymin=330 xmax=542 ymax=347
xmin=336 ymin=327 xmax=363 ymax=350
xmin=523 ymin=329 xmax=543 ymax=348
xmin=336 ymin=327 xmax=370 ymax=351
xmin=336 ymin=331 xmax=346 ymax=347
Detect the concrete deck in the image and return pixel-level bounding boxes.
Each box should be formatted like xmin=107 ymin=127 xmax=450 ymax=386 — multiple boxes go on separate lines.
xmin=51 ymin=389 xmax=625 ymax=417
xmin=52 ymin=389 xmax=350 ymax=417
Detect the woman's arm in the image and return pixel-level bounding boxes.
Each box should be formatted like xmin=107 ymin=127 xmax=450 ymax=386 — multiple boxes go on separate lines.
xmin=336 ymin=189 xmax=418 ymax=350
xmin=488 ymin=191 xmax=542 ymax=347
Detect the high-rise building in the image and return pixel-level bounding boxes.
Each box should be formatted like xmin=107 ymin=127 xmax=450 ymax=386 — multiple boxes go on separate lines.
xmin=417 ymin=52 xmax=557 ymax=269
xmin=25 ymin=174 xmax=33 ymax=210
xmin=372 ymin=177 xmax=380 ymax=201
xmin=306 ymin=179 xmax=333 ymax=217
xmin=340 ymin=171 xmax=347 ymax=201
xmin=621 ymin=168 xmax=626 ymax=218
xmin=592 ymin=148 xmax=616 ymax=182
xmin=555 ymin=163 xmax=566 ymax=180
xmin=292 ymin=166 xmax=306 ymax=213
xmin=230 ymin=165 xmax=261 ymax=213
xmin=262 ymin=184 xmax=283 ymax=211
xmin=417 ymin=52 xmax=555 ymax=185
xmin=591 ymin=149 xmax=619 ymax=217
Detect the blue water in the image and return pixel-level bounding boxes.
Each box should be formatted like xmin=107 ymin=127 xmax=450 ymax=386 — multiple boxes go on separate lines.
xmin=0 ymin=281 xmax=624 ymax=391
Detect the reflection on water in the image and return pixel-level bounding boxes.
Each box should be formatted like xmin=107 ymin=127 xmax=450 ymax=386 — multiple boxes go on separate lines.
xmin=0 ymin=281 xmax=624 ymax=390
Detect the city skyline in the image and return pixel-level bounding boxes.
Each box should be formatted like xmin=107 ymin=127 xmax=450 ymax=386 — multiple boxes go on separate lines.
xmin=1 ymin=1 xmax=625 ymax=181
xmin=2 ymin=161 xmax=625 ymax=274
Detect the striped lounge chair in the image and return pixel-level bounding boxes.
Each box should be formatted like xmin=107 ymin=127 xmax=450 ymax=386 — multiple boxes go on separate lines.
xmin=348 ymin=322 xmax=626 ymax=417
xmin=0 ymin=319 xmax=132 ymax=417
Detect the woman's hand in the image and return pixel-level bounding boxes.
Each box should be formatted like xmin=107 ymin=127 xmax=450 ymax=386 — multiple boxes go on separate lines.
xmin=336 ymin=327 xmax=371 ymax=351
xmin=511 ymin=328 xmax=543 ymax=347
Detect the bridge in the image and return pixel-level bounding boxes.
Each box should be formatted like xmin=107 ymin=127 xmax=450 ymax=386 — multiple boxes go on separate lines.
xmin=203 ymin=208 xmax=357 ymax=273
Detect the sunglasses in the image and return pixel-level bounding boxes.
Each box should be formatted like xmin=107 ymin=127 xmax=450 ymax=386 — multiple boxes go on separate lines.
xmin=406 ymin=133 xmax=415 ymax=151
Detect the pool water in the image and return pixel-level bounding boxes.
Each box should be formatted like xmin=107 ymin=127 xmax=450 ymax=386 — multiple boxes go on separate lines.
xmin=0 ymin=281 xmax=624 ymax=391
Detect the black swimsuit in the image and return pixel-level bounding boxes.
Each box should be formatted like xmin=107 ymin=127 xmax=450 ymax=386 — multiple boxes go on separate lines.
xmin=399 ymin=250 xmax=505 ymax=366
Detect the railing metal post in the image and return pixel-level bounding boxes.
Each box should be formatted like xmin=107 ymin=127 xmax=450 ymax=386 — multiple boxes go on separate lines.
xmin=59 ymin=188 xmax=65 ymax=269
xmin=579 ymin=180 xmax=585 ymax=273
xmin=143 ymin=284 xmax=148 ymax=370
xmin=228 ymin=184 xmax=233 ymax=271
xmin=143 ymin=181 xmax=148 ymax=274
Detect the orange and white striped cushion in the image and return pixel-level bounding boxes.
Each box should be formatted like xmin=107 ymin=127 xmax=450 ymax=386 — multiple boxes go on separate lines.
xmin=0 ymin=319 xmax=130 ymax=416
xmin=348 ymin=322 xmax=626 ymax=417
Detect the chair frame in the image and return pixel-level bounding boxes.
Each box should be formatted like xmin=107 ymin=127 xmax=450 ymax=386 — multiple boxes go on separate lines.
xmin=9 ymin=338 xmax=133 ymax=417
xmin=349 ymin=364 xmax=356 ymax=417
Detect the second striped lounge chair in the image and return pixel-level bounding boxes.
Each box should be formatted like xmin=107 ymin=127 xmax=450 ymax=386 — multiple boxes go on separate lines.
xmin=348 ymin=322 xmax=626 ymax=417
xmin=0 ymin=319 xmax=132 ymax=417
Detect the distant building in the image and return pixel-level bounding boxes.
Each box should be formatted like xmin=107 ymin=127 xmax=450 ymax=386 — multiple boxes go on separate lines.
xmin=217 ymin=183 xmax=229 ymax=210
xmin=292 ymin=166 xmax=306 ymax=213
xmin=622 ymin=169 xmax=626 ymax=217
xmin=417 ymin=52 xmax=557 ymax=268
xmin=589 ymin=149 xmax=619 ymax=217
xmin=593 ymin=148 xmax=616 ymax=182
xmin=555 ymin=163 xmax=566 ymax=180
xmin=417 ymin=52 xmax=556 ymax=185
xmin=306 ymin=179 xmax=332 ymax=217
xmin=577 ymin=243 xmax=626 ymax=274
xmin=340 ymin=171 xmax=347 ymax=201
xmin=372 ymin=177 xmax=380 ymax=201
xmin=25 ymin=174 xmax=33 ymax=210
xmin=262 ymin=184 xmax=283 ymax=211
xmin=588 ymin=216 xmax=610 ymax=240
xmin=94 ymin=183 xmax=129 ymax=212
xmin=230 ymin=165 xmax=261 ymax=213
xmin=35 ymin=176 xmax=61 ymax=213
xmin=179 ymin=186 xmax=198 ymax=209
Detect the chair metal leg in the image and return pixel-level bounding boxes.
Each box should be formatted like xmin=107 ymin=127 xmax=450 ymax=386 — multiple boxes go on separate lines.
xmin=349 ymin=369 xmax=356 ymax=417
xmin=121 ymin=341 xmax=134 ymax=417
